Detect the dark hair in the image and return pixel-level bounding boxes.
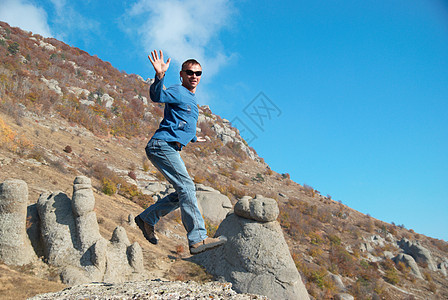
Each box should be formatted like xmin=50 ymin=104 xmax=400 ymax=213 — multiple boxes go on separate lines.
xmin=181 ymin=59 xmax=201 ymax=70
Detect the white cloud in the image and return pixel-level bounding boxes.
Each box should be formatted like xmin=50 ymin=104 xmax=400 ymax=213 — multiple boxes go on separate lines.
xmin=127 ymin=0 xmax=236 ymax=78
xmin=0 ymin=0 xmax=52 ymax=37
xmin=47 ymin=0 xmax=99 ymax=43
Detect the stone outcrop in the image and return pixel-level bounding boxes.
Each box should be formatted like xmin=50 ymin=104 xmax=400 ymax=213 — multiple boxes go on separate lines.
xmin=439 ymin=260 xmax=448 ymax=277
xmin=196 ymin=184 xmax=232 ymax=223
xmin=36 ymin=176 xmax=146 ymax=285
xmin=192 ymin=196 xmax=310 ymax=300
xmin=30 ymin=279 xmax=268 ymax=300
xmin=0 ymin=179 xmax=37 ymax=265
xmin=334 ymin=293 xmax=355 ymax=300
xmin=393 ymin=253 xmax=423 ymax=279
xmin=0 ymin=177 xmax=146 ymax=285
xmin=234 ymin=195 xmax=279 ymax=222
xmin=398 ymin=238 xmax=437 ymax=271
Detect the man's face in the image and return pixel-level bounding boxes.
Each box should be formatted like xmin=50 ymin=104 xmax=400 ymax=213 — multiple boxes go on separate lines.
xmin=180 ymin=63 xmax=202 ymax=92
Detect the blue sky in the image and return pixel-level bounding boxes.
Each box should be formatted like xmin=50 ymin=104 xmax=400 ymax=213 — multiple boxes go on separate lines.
xmin=1 ymin=0 xmax=447 ymax=241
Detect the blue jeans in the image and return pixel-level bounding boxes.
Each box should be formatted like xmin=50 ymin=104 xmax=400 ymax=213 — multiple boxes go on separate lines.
xmin=139 ymin=138 xmax=208 ymax=246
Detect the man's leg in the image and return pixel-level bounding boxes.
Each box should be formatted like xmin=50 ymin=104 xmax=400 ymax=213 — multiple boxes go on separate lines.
xmin=139 ymin=192 xmax=179 ymax=226
xmin=141 ymin=139 xmax=208 ymax=246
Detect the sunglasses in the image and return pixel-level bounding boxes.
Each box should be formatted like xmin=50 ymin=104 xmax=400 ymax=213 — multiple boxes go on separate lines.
xmin=183 ymin=70 xmax=202 ymax=76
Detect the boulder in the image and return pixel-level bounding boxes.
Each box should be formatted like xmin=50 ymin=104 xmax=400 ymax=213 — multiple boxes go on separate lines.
xmin=393 ymin=253 xmax=423 ymax=279
xmin=196 ymin=184 xmax=232 ymax=223
xmin=329 ymin=272 xmax=346 ymax=291
xmin=234 ymin=195 xmax=279 ymax=222
xmin=0 ymin=179 xmax=37 ymax=265
xmin=334 ymin=293 xmax=354 ymax=300
xmin=438 ymin=261 xmax=448 ymax=277
xmin=192 ymin=210 xmax=309 ymax=299
xmin=398 ymin=238 xmax=437 ymax=271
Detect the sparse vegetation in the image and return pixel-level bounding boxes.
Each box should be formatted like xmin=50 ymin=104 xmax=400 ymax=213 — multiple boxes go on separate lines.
xmin=0 ymin=21 xmax=447 ymax=299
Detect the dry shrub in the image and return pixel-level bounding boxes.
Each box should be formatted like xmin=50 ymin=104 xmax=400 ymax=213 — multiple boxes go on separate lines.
xmin=205 ymin=219 xmax=218 ymax=237
xmin=142 ymin=155 xmax=150 ymax=172
xmin=128 ymin=170 xmax=137 ymax=180
xmin=0 ymin=116 xmax=34 ymax=154
xmin=63 ymin=145 xmax=72 ymax=153
xmin=175 ymin=244 xmax=185 ymax=254
xmin=193 ymin=173 xmax=206 ymax=184
xmin=308 ymin=246 xmax=324 ymax=258
xmin=303 ymin=184 xmax=315 ymax=197
xmin=329 ymin=244 xmax=357 ymax=277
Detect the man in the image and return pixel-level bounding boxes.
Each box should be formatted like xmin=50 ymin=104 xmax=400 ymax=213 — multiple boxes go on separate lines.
xmin=135 ymin=50 xmax=226 ymax=255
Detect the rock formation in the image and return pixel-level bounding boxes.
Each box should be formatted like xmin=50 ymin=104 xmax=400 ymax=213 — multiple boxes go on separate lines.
xmin=0 ymin=177 xmax=146 ymax=285
xmin=0 ymin=179 xmax=37 ymax=265
xmin=196 ymin=184 xmax=232 ymax=223
xmin=393 ymin=253 xmax=423 ymax=279
xmin=30 ymin=279 xmax=268 ymax=300
xmin=36 ymin=176 xmax=146 ymax=285
xmin=234 ymin=195 xmax=279 ymax=222
xmin=192 ymin=195 xmax=310 ymax=300
xmin=398 ymin=238 xmax=437 ymax=271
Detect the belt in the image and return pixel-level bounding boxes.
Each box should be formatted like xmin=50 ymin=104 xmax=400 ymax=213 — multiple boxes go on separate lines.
xmin=168 ymin=141 xmax=183 ymax=151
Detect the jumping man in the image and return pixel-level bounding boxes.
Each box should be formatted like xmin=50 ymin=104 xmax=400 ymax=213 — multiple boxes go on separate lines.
xmin=135 ymin=50 xmax=227 ymax=254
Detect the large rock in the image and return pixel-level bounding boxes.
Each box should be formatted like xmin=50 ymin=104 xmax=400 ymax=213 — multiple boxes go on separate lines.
xmin=192 ymin=197 xmax=309 ymax=300
xmin=438 ymin=260 xmax=448 ymax=277
xmin=334 ymin=293 xmax=354 ymax=300
xmin=234 ymin=195 xmax=279 ymax=222
xmin=36 ymin=176 xmax=146 ymax=285
xmin=0 ymin=179 xmax=37 ymax=265
xmin=398 ymin=238 xmax=437 ymax=271
xmin=393 ymin=253 xmax=423 ymax=279
xmin=196 ymin=184 xmax=232 ymax=223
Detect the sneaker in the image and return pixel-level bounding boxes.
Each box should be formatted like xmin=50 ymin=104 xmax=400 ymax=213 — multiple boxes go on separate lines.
xmin=190 ymin=236 xmax=227 ymax=255
xmin=135 ymin=215 xmax=158 ymax=245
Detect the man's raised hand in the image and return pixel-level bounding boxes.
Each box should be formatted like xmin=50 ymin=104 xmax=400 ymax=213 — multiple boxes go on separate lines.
xmin=148 ymin=50 xmax=171 ymax=79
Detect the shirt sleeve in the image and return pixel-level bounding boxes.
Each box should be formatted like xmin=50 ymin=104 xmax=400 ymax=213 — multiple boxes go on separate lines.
xmin=149 ymin=76 xmax=182 ymax=104
xmin=191 ymin=136 xmax=197 ymax=143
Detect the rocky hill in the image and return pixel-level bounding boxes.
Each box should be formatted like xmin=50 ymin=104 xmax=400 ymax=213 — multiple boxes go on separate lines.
xmin=1 ymin=21 xmax=447 ymax=299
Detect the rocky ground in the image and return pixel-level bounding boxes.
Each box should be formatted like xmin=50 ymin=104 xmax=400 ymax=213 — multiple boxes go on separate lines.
xmin=29 ymin=280 xmax=268 ymax=300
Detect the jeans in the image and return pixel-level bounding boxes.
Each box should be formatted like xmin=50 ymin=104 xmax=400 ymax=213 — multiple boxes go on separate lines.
xmin=139 ymin=138 xmax=208 ymax=246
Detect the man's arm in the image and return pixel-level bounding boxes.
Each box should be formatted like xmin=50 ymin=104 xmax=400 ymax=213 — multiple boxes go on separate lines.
xmin=148 ymin=50 xmax=181 ymax=104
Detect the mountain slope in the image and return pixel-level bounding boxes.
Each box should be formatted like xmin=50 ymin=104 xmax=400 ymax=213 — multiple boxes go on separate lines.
xmin=1 ymin=21 xmax=447 ymax=299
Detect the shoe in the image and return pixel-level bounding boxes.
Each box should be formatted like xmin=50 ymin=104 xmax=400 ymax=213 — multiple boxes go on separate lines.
xmin=135 ymin=215 xmax=158 ymax=245
xmin=190 ymin=236 xmax=227 ymax=254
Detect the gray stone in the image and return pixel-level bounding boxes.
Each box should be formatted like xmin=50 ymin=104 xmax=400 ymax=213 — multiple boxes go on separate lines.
xmin=0 ymin=179 xmax=37 ymax=265
xmin=360 ymin=242 xmax=374 ymax=253
xmin=383 ymin=251 xmax=395 ymax=260
xmin=111 ymin=226 xmax=130 ymax=245
xmin=334 ymin=293 xmax=354 ymax=300
xmin=142 ymin=181 xmax=167 ymax=195
xmin=234 ymin=195 xmax=279 ymax=222
xmin=36 ymin=177 xmax=146 ymax=285
xmin=128 ymin=213 xmax=136 ymax=228
xmin=196 ymin=187 xmax=232 ymax=223
xmin=127 ymin=242 xmax=144 ymax=272
xmin=369 ymin=235 xmax=385 ymax=247
xmin=393 ymin=253 xmax=423 ymax=279
xmin=91 ymin=239 xmax=107 ymax=272
xmin=196 ymin=183 xmax=218 ymax=192
xmin=329 ymin=272 xmax=345 ymax=291
xmin=191 ymin=213 xmax=309 ymax=300
xmin=399 ymin=238 xmax=437 ymax=271
xmin=438 ymin=261 xmax=448 ymax=277
xmin=37 ymin=191 xmax=80 ymax=266
xmin=30 ymin=279 xmax=268 ymax=300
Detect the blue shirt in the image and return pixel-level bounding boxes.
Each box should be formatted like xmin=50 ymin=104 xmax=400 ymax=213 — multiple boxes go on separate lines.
xmin=150 ymin=76 xmax=198 ymax=146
